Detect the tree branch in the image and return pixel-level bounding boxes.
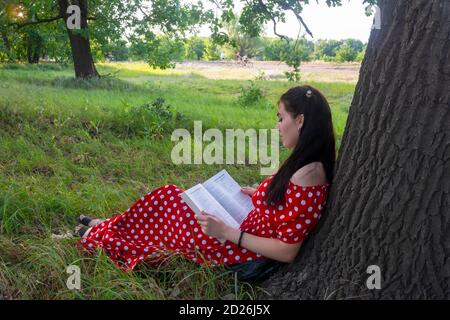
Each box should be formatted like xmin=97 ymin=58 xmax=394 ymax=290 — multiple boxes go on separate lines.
xmin=9 ymin=15 xmax=62 ymax=29
xmin=290 ymin=9 xmax=314 ymax=38
xmin=255 ymin=0 xmax=290 ymax=42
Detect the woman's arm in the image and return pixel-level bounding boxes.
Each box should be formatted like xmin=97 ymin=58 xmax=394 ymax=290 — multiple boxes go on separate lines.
xmin=223 ymin=226 xmax=302 ymax=263
xmin=196 ymin=211 xmax=302 ymax=263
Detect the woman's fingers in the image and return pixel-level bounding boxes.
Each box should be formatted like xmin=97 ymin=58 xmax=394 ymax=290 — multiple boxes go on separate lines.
xmin=241 ymin=186 xmax=255 ymax=196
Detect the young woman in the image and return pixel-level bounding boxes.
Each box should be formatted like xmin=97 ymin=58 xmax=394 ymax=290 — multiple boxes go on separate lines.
xmin=76 ymin=85 xmax=335 ymax=281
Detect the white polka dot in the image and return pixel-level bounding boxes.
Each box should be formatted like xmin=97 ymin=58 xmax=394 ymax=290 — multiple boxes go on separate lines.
xmin=306 ymin=219 xmax=311 ymax=224
xmin=296 ymin=224 xmax=302 ymax=229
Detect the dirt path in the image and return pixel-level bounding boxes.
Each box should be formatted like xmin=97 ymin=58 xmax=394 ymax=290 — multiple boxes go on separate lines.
xmin=173 ymin=60 xmax=360 ymax=82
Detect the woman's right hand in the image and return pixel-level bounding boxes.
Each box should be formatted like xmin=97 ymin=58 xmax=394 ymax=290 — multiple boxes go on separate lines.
xmin=240 ymin=186 xmax=257 ymax=197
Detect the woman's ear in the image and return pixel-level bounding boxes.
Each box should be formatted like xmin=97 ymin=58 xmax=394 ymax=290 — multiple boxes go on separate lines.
xmin=296 ymin=114 xmax=304 ymax=129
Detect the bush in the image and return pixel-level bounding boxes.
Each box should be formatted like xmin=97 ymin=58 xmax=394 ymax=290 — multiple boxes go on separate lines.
xmin=0 ymin=63 xmax=68 ymax=71
xmin=184 ymin=37 xmax=206 ymax=60
xmin=204 ymin=40 xmax=221 ymax=61
xmin=335 ymin=44 xmax=358 ymax=62
xmin=237 ymin=81 xmax=264 ymax=107
xmin=355 ymin=49 xmax=366 ymax=62
xmin=114 ymin=98 xmax=187 ymax=139
xmin=52 ymin=76 xmax=134 ymax=91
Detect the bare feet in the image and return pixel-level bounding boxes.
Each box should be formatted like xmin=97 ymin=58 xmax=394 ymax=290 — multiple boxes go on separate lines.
xmin=79 ymin=214 xmax=104 ymax=227
xmin=75 ymin=224 xmax=92 ymax=238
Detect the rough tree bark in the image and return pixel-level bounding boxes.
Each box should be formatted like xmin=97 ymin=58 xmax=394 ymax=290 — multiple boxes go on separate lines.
xmin=258 ymin=0 xmax=450 ymax=299
xmin=59 ymin=0 xmax=99 ymax=78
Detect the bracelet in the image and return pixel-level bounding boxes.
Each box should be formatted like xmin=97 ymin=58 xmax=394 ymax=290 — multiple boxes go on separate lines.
xmin=238 ymin=231 xmax=245 ymax=248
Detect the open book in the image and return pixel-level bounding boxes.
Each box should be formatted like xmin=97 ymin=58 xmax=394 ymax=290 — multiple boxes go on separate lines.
xmin=179 ymin=169 xmax=255 ymax=235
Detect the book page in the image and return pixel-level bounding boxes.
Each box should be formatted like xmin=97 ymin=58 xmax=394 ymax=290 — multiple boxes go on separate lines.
xmin=203 ymin=169 xmax=254 ymax=225
xmin=179 ymin=184 xmax=240 ymax=229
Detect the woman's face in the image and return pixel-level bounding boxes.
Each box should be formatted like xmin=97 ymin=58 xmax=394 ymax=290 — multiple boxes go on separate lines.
xmin=277 ymin=101 xmax=303 ymax=148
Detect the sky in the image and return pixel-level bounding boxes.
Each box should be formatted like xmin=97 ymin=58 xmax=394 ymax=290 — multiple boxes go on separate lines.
xmin=199 ymin=0 xmax=374 ymax=43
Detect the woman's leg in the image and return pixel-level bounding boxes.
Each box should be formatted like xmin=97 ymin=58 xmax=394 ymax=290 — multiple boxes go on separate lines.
xmin=74 ymin=224 xmax=93 ymax=238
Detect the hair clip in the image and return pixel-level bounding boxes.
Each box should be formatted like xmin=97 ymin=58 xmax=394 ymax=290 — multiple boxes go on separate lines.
xmin=305 ymin=89 xmax=313 ymax=98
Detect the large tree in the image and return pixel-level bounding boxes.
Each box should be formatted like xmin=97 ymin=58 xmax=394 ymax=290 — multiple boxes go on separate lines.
xmin=1 ymin=0 xmax=342 ymax=78
xmin=258 ymin=0 xmax=450 ymax=299
xmin=2 ymin=0 xmax=133 ymax=77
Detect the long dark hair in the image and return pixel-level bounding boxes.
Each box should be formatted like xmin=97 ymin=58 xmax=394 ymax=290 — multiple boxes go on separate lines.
xmin=265 ymin=85 xmax=336 ymax=207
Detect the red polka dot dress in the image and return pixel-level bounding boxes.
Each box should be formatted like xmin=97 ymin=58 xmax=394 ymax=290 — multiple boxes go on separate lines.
xmin=77 ymin=175 xmax=329 ymax=272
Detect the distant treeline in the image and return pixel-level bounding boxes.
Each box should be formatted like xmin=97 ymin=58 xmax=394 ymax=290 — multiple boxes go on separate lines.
xmin=0 ymin=32 xmax=366 ymax=64
xmin=97 ymin=37 xmax=367 ymax=63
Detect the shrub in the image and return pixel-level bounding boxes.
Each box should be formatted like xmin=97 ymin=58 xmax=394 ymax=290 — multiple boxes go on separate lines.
xmin=114 ymin=98 xmax=187 ymax=139
xmin=52 ymin=75 xmax=134 ymax=91
xmin=237 ymin=81 xmax=264 ymax=107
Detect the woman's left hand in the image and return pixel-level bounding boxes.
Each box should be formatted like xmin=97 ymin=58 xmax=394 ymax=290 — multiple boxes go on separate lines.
xmin=195 ymin=211 xmax=229 ymax=239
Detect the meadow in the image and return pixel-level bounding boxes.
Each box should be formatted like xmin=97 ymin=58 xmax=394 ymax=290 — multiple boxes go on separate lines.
xmin=0 ymin=61 xmax=356 ymax=299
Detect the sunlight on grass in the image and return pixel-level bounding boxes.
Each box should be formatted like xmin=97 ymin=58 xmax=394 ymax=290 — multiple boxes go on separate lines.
xmin=0 ymin=61 xmax=356 ymax=299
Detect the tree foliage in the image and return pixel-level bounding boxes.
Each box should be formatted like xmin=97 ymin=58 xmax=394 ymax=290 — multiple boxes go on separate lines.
xmin=1 ymin=0 xmax=378 ymax=77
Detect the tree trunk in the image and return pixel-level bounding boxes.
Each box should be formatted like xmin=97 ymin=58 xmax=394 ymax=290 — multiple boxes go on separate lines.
xmin=258 ymin=0 xmax=450 ymax=299
xmin=59 ymin=0 xmax=99 ymax=78
xmin=26 ymin=35 xmax=41 ymax=64
xmin=1 ymin=31 xmax=14 ymax=61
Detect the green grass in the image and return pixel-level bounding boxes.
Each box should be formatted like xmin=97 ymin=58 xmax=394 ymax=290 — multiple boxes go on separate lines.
xmin=0 ymin=61 xmax=355 ymax=299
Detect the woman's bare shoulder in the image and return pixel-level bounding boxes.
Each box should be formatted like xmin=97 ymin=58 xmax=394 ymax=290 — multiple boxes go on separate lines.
xmin=291 ymin=162 xmax=328 ymax=186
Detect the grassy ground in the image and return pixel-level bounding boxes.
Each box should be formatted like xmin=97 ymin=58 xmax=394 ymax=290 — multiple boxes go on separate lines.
xmin=0 ymin=61 xmax=356 ymax=299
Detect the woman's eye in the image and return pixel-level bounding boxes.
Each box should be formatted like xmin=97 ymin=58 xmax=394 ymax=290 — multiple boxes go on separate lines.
xmin=278 ymin=118 xmax=282 ymax=122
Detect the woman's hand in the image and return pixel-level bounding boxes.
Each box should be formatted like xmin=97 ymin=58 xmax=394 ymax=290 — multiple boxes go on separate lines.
xmin=240 ymin=186 xmax=257 ymax=197
xmin=195 ymin=211 xmax=230 ymax=239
